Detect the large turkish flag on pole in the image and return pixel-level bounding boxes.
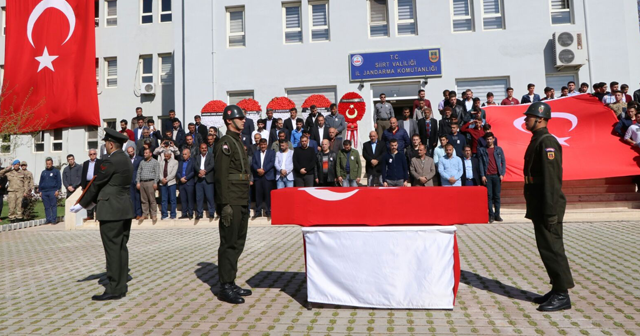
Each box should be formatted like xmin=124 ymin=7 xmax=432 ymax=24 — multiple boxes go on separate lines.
xmin=485 ymin=95 xmax=639 ymax=182
xmin=0 ymin=0 xmax=99 ymax=133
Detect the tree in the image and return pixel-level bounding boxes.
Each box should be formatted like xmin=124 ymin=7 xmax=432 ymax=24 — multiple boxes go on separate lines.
xmin=0 ymin=82 xmax=48 ymax=157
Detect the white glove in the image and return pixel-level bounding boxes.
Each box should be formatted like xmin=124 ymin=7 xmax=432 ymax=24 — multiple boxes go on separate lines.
xmin=70 ymin=204 xmax=84 ymax=213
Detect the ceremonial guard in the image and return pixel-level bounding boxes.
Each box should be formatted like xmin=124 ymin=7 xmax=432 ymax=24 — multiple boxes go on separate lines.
xmin=214 ymin=105 xmax=252 ymax=304
xmin=523 ymin=102 xmax=574 ymax=312
xmin=72 ymin=129 xmax=134 ymax=301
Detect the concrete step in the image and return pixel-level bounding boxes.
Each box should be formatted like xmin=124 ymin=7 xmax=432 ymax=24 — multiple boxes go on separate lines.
xmin=78 ymin=215 xmax=274 ymax=229
xmin=502 ymin=192 xmax=640 ymax=204
xmin=501 ymin=176 xmax=635 ymax=189
xmin=502 ymin=200 xmax=640 ymax=210
xmin=499 ymin=184 xmax=637 ymax=196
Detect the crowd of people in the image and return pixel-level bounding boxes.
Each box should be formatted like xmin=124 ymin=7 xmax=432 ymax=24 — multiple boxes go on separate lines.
xmin=1 ymin=80 xmax=637 ymax=224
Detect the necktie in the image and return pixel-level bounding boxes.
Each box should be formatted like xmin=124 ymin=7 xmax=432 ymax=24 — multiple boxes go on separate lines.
xmin=164 ymin=160 xmax=168 ymax=178
xmin=426 ymin=120 xmax=431 ymax=138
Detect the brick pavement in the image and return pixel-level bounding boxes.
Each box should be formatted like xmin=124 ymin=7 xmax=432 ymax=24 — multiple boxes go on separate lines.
xmin=0 ymin=222 xmax=639 ymax=335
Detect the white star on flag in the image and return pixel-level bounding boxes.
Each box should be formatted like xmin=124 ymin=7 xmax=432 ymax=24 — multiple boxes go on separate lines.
xmin=35 ymin=47 xmax=59 ymax=72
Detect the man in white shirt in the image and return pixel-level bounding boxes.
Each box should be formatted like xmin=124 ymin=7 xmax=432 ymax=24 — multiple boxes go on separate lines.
xmin=438 ymin=89 xmax=450 ymax=112
xmin=251 ymin=119 xmax=270 ymax=144
xmin=275 ymin=140 xmax=294 ymax=188
xmin=464 ymin=89 xmax=474 ymax=112
xmin=567 ymin=81 xmax=580 ymax=97
xmin=624 ymin=113 xmax=640 ymax=146
xmin=312 ymin=115 xmax=329 ymax=151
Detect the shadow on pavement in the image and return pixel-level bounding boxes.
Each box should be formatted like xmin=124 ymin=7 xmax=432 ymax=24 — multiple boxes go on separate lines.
xmin=460 ymin=270 xmax=538 ymax=302
xmin=77 ymin=272 xmax=132 ymax=288
xmin=195 ymin=262 xmax=220 ymax=295
xmin=246 ymin=271 xmax=307 ymax=307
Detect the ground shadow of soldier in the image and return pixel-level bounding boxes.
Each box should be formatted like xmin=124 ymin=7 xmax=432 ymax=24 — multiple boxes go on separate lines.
xmin=77 ymin=271 xmax=133 ymax=287
xmin=460 ymin=270 xmax=538 ymax=302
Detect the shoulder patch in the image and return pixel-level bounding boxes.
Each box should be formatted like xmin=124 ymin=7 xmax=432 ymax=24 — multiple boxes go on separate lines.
xmin=545 ymin=148 xmax=555 ymax=152
xmin=547 ymin=151 xmax=555 ymax=160
xmin=222 ymin=142 xmax=231 ymax=155
xmin=100 ymin=164 xmax=107 ymax=171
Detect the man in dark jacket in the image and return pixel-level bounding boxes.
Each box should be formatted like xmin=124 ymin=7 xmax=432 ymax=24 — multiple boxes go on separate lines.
xmin=81 ymin=149 xmax=102 ymax=220
xmin=292 ymin=136 xmax=317 ymax=187
xmin=194 ymin=115 xmax=209 ymax=143
xmin=362 ymin=131 xmax=385 ymax=186
xmin=194 ymin=143 xmax=215 ymax=220
xmin=39 ymin=158 xmax=61 ymax=224
xmin=381 ymin=139 xmax=408 ymax=187
xmin=461 ymin=146 xmax=482 ymax=186
xmin=418 ymin=107 xmax=438 ymax=156
xmin=315 ymin=139 xmax=337 ymax=186
xmin=177 ymin=148 xmax=196 ymax=219
xmin=251 ymin=139 xmax=275 ymax=220
xmin=478 ymin=132 xmax=506 ymax=223
xmin=63 ymin=154 xmax=83 ymax=197
xmin=127 ymin=146 xmax=143 ymax=220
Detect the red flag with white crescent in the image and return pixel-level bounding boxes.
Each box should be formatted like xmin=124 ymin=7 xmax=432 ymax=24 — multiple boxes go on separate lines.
xmin=485 ymin=95 xmax=639 ymax=182
xmin=0 ymin=0 xmax=99 ymax=133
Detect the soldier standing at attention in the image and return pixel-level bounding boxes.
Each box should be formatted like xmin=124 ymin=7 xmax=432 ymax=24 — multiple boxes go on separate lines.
xmin=71 ymin=129 xmax=134 ymax=301
xmin=523 ymin=102 xmax=574 ymax=312
xmin=21 ymin=161 xmax=34 ymax=194
xmin=215 ymin=105 xmax=252 ymax=304
xmin=0 ymin=160 xmax=27 ymax=222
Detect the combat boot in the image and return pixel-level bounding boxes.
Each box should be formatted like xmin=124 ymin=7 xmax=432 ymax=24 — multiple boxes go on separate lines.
xmin=219 ymin=283 xmax=245 ymax=304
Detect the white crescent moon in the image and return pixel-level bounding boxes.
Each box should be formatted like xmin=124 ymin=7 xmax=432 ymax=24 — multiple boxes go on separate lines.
xmin=513 ymin=112 xmax=579 ymax=134
xmin=27 ymin=0 xmax=76 ymax=48
xmin=303 ymin=188 xmax=359 ymax=201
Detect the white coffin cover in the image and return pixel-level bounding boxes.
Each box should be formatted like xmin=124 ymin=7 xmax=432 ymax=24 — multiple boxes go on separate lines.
xmin=303 ymin=226 xmax=457 ymax=309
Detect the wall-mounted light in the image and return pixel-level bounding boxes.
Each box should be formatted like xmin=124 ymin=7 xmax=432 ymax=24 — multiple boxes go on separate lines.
xmin=422 ymin=78 xmax=429 ymax=86
xmin=358 ymin=82 xmax=364 ymax=90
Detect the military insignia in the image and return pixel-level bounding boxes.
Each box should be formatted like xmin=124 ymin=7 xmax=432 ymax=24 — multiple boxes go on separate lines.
xmin=546 ymin=148 xmax=555 ymax=160
xmin=100 ymin=164 xmax=107 ymax=170
xmin=222 ymin=142 xmax=231 ymax=155
xmin=429 ymin=50 xmax=440 ymax=63
xmin=539 ymin=106 xmax=545 ymax=113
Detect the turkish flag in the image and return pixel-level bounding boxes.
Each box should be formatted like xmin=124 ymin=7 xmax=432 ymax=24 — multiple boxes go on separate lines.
xmin=485 ymin=95 xmax=640 ymax=182
xmin=0 ymin=0 xmax=99 ymax=134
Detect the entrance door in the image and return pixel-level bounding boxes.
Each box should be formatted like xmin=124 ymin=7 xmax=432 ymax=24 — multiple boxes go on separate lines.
xmin=371 ymin=82 xmax=420 ymax=120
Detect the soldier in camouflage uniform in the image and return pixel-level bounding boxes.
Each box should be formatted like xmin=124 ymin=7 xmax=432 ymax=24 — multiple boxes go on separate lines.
xmin=0 ymin=160 xmax=28 ymax=222
xmin=21 ymin=161 xmax=34 ymax=193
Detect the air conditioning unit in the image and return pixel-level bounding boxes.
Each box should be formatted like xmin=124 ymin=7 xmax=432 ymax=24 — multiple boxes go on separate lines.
xmin=553 ymin=31 xmax=587 ymax=69
xmin=141 ymin=83 xmax=156 ymax=95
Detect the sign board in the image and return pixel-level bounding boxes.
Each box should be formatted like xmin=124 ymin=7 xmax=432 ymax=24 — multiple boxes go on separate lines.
xmin=349 ymin=48 xmax=442 ymax=82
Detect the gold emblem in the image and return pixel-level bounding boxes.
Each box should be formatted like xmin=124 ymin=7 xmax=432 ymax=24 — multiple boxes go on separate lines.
xmin=547 ymin=152 xmax=555 ymax=160
xmin=429 ymin=50 xmax=439 ymax=63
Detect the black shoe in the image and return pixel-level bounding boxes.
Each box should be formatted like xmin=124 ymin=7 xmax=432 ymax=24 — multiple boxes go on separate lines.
xmin=195 ymin=215 xmax=202 ymax=220
xmin=494 ymin=216 xmax=504 ymax=222
xmin=179 ymin=215 xmax=189 ymax=219
xmin=92 ymin=292 xmax=126 ymax=301
xmin=532 ymin=291 xmax=553 ymax=304
xmin=489 ymin=216 xmax=494 ymax=223
xmin=251 ymin=215 xmax=259 ymax=221
xmin=537 ymin=292 xmax=571 ymax=311
xmin=218 ymin=283 xmax=245 ymax=304
xmin=266 ymin=215 xmax=271 ymax=221
xmin=232 ymin=283 xmax=253 ymax=296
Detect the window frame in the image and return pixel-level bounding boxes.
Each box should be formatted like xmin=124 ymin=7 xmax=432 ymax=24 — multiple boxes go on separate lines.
xmin=51 ymin=129 xmax=63 ymax=153
xmin=0 ymin=65 xmax=4 ymax=91
xmin=550 ymin=0 xmax=573 ymax=25
xmin=283 ymin=2 xmax=303 ymax=44
xmin=308 ymin=1 xmax=330 ymax=42
xmin=33 ymin=132 xmax=45 ymax=153
xmin=140 ymin=55 xmax=153 ymax=85
xmin=95 ymin=58 xmax=99 ymax=88
xmin=228 ymin=90 xmax=255 ymax=105
xmin=103 ymin=119 xmax=117 ymax=131
xmin=368 ymin=0 xmax=390 ymax=38
xmin=105 ymin=0 xmax=117 ymax=27
xmin=226 ymin=7 xmax=246 ymax=48
xmin=141 ymin=0 xmax=153 ymax=25
xmin=1 ymin=7 xmax=6 ymax=36
xmin=86 ymin=126 xmax=99 ymax=151
xmin=481 ymin=0 xmax=504 ymax=31
xmin=105 ymin=57 xmax=117 ymax=88
xmin=395 ymin=0 xmax=417 ymax=36
xmin=160 ymin=0 xmax=172 ymax=23
xmin=159 ymin=53 xmax=174 ymax=85
xmin=451 ymin=0 xmax=474 ymax=33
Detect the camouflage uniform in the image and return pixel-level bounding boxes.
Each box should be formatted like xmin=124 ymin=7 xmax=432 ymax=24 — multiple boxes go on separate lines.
xmin=0 ymin=166 xmax=27 ymax=220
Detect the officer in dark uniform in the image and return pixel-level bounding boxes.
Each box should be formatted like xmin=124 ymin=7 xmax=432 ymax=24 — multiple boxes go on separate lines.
xmin=214 ymin=105 xmax=252 ymax=304
xmin=71 ymin=128 xmax=135 ymax=301
xmin=523 ymin=102 xmax=574 ymax=312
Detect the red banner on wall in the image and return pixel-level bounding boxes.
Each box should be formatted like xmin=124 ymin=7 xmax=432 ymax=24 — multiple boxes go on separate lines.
xmin=1 ymin=0 xmax=99 ymax=133
xmin=485 ymin=95 xmax=639 ymax=182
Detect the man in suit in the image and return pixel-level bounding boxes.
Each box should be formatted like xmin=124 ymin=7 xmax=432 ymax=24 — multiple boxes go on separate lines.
xmin=324 ymin=104 xmax=346 ymax=138
xmin=162 ymin=110 xmax=179 ymax=134
xmin=461 ymin=146 xmax=482 ymax=186
xmin=133 ymin=117 xmax=146 ymax=142
xmin=283 ymin=108 xmax=298 ymax=133
xmin=251 ymin=139 xmax=275 ymax=220
xmin=71 ymin=129 xmax=134 ymax=301
xmin=521 ymin=83 xmax=542 ymax=104
xmin=240 ymin=111 xmax=255 ymax=148
xmin=186 ymin=123 xmax=204 ymax=146
xmin=362 ymin=131 xmax=385 ymax=186
xmin=418 ymin=107 xmax=439 ymax=157
xmin=172 ymin=119 xmax=186 ymax=149
xmin=194 ymin=115 xmax=209 ymax=143
xmin=131 ymin=107 xmax=149 ymax=129
xmin=382 ymin=118 xmax=411 ymax=154
xmin=311 ymin=115 xmax=330 ymax=151
xmin=81 ymin=149 xmax=102 ymax=221
xmin=176 ymin=148 xmax=196 ymax=219
xmin=146 ymin=119 xmax=163 ymax=143
xmin=398 ymin=107 xmax=419 ymax=137
xmin=194 ymin=143 xmax=215 ymax=220
xmin=268 ymin=118 xmax=290 ymax=148
xmin=136 ymin=128 xmax=159 ymax=157
xmin=305 ymin=105 xmax=321 ymax=131
xmin=127 ymin=146 xmax=143 ymax=220
xmin=270 ymin=130 xmax=293 ymax=152
xmin=410 ymin=144 xmax=436 ymax=186
xmin=327 ymin=128 xmax=343 ymax=153
xmin=264 ymin=108 xmax=277 ymax=132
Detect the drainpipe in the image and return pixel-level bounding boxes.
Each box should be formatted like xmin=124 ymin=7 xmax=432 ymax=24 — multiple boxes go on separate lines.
xmin=211 ymin=1 xmax=215 ymax=99
xmin=181 ymin=0 xmax=186 ymax=122
xmin=582 ymin=0 xmax=594 ymax=92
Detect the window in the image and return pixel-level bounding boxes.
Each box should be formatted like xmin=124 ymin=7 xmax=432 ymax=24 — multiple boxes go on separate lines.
xmin=159 ymin=54 xmax=174 ymax=85
xmin=105 ymin=58 xmax=117 ymax=88
xmin=94 ymin=0 xmax=99 ymax=27
xmin=103 ymin=119 xmax=117 ymax=130
xmin=95 ymin=59 xmax=99 ymax=88
xmin=86 ymin=126 xmax=99 ymax=150
xmin=160 ymin=0 xmax=172 ymax=22
xmin=228 ymin=91 xmax=255 ymax=105
xmin=396 ymin=0 xmax=416 ymax=35
xmin=140 ymin=55 xmax=153 ymax=84
xmin=33 ymin=132 xmax=45 ymax=153
xmin=456 ymin=78 xmax=509 ymax=103
xmin=283 ymin=3 xmax=302 ymax=44
xmin=52 ymin=129 xmax=63 ymax=152
xmin=0 ymin=135 xmax=10 ymax=154
xmin=550 ymin=0 xmax=572 ymax=25
xmin=451 ymin=0 xmax=473 ymax=32
xmin=286 ymin=87 xmax=337 ymax=110
xmin=482 ymin=0 xmax=504 ymax=30
xmin=309 ymin=2 xmax=329 ymax=42
xmin=369 ymin=0 xmax=389 ymax=37
xmin=105 ymin=0 xmax=117 ymax=27
xmin=546 ymin=74 xmax=576 ymax=93
xmin=2 ymin=7 xmax=6 ymax=35
xmin=141 ymin=0 xmax=153 ymax=24
xmin=227 ymin=7 xmax=245 ymax=47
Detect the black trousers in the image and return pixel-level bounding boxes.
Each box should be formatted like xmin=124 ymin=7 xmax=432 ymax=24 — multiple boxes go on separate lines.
xmin=532 ymin=219 xmax=574 ymax=291
xmin=100 ymin=219 xmax=132 ymax=295
xmin=217 ymin=205 xmax=249 ymax=284
xmin=486 ymin=174 xmax=501 ymax=218
xmin=294 ymin=174 xmax=314 ymax=187
xmin=254 ymin=177 xmax=273 ymax=216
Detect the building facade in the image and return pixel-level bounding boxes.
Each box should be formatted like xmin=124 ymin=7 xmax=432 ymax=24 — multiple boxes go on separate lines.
xmin=2 ymin=0 xmax=640 ymax=184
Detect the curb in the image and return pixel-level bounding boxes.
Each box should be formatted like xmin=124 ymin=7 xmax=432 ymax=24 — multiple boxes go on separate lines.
xmin=0 ymin=216 xmax=64 ymax=233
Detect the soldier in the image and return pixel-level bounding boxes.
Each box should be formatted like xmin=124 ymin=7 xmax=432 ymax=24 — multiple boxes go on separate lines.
xmin=214 ymin=105 xmax=252 ymax=304
xmin=0 ymin=160 xmax=27 ymax=222
xmin=523 ymin=102 xmax=574 ymax=312
xmin=21 ymin=161 xmax=34 ymax=193
xmin=71 ymin=129 xmax=135 ymax=301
